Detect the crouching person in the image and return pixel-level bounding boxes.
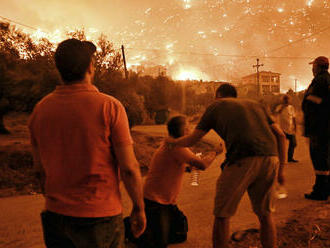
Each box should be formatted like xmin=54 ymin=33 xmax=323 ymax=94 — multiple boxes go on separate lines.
xmin=126 ymin=116 xmax=216 ymax=248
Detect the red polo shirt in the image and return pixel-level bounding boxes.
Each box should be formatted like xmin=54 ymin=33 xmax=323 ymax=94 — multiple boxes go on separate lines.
xmin=28 ymin=83 xmax=133 ymax=217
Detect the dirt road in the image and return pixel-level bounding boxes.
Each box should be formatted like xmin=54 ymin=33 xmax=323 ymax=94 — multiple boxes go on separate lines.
xmin=0 ymin=125 xmax=326 ymax=248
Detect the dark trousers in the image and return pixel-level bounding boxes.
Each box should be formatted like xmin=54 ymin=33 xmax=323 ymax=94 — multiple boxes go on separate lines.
xmin=309 ymin=136 xmax=329 ymax=195
xmin=41 ymin=211 xmax=124 ymax=248
xmin=285 ymin=132 xmax=297 ymax=161
xmin=136 ymin=199 xmax=173 ymax=248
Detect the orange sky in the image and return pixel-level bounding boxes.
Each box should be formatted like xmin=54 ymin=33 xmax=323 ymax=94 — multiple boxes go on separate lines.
xmin=2 ymin=0 xmax=330 ymax=91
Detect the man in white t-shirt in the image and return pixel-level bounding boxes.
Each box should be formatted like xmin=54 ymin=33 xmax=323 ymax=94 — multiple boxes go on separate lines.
xmin=275 ymin=94 xmax=298 ymax=162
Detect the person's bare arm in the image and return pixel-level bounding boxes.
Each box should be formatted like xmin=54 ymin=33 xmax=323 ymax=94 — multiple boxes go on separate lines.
xmin=270 ymin=123 xmax=287 ymax=185
xmin=274 ymin=104 xmax=285 ymax=114
xmin=305 ymin=95 xmax=322 ymax=104
xmin=179 ymin=149 xmax=218 ymax=171
xmin=114 ymin=144 xmax=146 ymax=238
xmin=187 ymin=156 xmax=207 ymax=170
xmin=167 ymin=129 xmax=207 ymax=148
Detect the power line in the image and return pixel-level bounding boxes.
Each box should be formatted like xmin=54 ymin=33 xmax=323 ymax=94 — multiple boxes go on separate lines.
xmin=0 ymin=15 xmax=38 ymax=30
xmin=125 ymin=47 xmax=313 ymax=60
xmin=267 ymin=25 xmax=330 ymax=54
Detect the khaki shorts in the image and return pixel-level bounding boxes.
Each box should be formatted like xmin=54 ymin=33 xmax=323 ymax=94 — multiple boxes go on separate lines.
xmin=214 ymin=156 xmax=279 ymax=218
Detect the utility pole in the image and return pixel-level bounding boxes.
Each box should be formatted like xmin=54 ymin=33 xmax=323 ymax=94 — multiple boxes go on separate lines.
xmin=181 ymin=82 xmax=186 ymax=114
xmin=121 ymin=45 xmax=128 ymax=80
xmin=294 ymin=79 xmax=297 ymax=93
xmin=253 ymin=58 xmax=264 ymax=97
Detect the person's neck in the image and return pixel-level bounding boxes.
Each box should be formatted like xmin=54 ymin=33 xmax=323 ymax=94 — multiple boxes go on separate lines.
xmin=65 ymin=78 xmax=91 ymax=85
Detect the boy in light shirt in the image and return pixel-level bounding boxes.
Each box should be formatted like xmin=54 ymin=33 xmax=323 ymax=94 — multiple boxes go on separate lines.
xmin=139 ymin=116 xmax=217 ymax=248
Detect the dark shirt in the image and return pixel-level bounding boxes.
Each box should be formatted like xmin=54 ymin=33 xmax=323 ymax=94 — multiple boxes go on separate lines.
xmin=302 ymin=70 xmax=330 ymax=137
xmin=196 ymin=98 xmax=278 ymax=165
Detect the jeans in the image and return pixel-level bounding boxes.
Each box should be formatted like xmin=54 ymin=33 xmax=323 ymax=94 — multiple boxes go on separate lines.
xmin=41 ymin=211 xmax=124 ymax=248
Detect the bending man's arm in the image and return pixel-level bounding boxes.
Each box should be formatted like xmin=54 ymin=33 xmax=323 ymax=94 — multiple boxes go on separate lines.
xmin=270 ymin=123 xmax=287 ymax=185
xmin=305 ymin=95 xmax=322 ymax=104
xmin=168 ymin=129 xmax=207 ymax=147
xmin=114 ymin=144 xmax=146 ymax=238
xmin=178 ymin=148 xmax=217 ymax=171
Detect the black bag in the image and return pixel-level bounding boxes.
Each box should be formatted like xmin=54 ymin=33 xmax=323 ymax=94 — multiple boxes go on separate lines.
xmin=123 ymin=204 xmax=188 ymax=246
xmin=168 ymin=205 xmax=188 ymax=244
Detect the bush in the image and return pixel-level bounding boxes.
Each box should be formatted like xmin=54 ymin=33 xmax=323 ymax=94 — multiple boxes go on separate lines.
xmin=154 ymin=109 xmax=170 ymax=124
xmin=0 ymin=22 xmax=218 ymax=130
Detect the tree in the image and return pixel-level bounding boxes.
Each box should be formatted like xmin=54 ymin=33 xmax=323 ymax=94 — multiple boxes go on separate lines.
xmin=0 ymin=22 xmax=20 ymax=133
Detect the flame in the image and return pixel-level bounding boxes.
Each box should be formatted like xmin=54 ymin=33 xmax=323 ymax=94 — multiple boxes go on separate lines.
xmin=174 ymin=68 xmax=209 ymax=81
xmin=307 ymin=0 xmax=314 ymax=7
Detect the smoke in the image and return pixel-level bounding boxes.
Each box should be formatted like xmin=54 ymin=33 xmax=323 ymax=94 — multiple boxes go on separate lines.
xmin=2 ymin=0 xmax=329 ymax=91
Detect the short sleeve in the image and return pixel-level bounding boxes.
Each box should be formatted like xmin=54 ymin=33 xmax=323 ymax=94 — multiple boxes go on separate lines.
xmin=108 ymin=99 xmax=133 ymax=146
xmin=196 ymin=104 xmax=216 ymax=132
xmin=274 ymin=105 xmax=281 ymax=113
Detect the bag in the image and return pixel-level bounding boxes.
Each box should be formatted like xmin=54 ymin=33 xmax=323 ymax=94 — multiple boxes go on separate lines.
xmin=123 ymin=204 xmax=188 ymax=246
xmin=168 ymin=205 xmax=188 ymax=244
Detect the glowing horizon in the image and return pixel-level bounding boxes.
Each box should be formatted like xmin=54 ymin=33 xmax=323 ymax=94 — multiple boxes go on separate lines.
xmin=2 ymin=0 xmax=329 ymax=91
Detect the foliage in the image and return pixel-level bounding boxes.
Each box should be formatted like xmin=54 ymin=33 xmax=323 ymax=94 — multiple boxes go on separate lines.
xmin=0 ymin=22 xmax=230 ymax=128
xmin=154 ymin=109 xmax=170 ymax=124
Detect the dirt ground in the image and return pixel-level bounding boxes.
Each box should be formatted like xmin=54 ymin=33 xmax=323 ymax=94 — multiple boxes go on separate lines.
xmin=0 ymin=113 xmax=329 ymax=248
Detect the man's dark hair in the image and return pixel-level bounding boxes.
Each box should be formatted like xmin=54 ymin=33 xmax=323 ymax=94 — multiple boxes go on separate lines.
xmin=167 ymin=116 xmax=186 ymax=138
xmin=216 ymin=83 xmax=237 ymax=98
xmin=54 ymin=38 xmax=96 ymax=84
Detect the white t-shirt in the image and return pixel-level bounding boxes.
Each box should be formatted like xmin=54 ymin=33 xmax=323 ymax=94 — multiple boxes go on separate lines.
xmin=275 ymin=104 xmax=296 ymax=134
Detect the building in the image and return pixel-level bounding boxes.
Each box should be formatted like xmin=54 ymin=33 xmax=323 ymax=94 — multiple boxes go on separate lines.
xmin=241 ymin=71 xmax=281 ymax=95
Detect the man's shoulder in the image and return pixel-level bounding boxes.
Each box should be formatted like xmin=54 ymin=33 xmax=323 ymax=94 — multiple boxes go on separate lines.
xmin=97 ymin=92 xmax=119 ymax=101
xmin=315 ymin=71 xmax=330 ymax=84
xmin=95 ymin=92 xmax=124 ymax=107
xmin=213 ymin=97 xmax=251 ymax=106
xmin=211 ymin=98 xmax=261 ymax=113
xmin=34 ymin=91 xmax=57 ymax=109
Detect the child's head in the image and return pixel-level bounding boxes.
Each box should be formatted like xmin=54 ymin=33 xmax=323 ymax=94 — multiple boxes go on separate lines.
xmin=167 ymin=116 xmax=187 ymax=138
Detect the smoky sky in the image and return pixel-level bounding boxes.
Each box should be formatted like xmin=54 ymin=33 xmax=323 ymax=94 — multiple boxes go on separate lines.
xmin=2 ymin=0 xmax=330 ymax=90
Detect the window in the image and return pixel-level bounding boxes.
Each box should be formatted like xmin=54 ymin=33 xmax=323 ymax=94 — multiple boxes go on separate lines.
xmin=271 ymin=85 xmax=279 ymax=92
xmin=262 ymin=85 xmax=270 ymax=93
xmin=261 ymin=76 xmax=270 ymax=82
xmin=271 ymin=75 xmax=280 ymax=83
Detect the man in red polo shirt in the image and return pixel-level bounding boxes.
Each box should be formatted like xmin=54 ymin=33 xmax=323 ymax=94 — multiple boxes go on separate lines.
xmin=28 ymin=38 xmax=146 ymax=248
